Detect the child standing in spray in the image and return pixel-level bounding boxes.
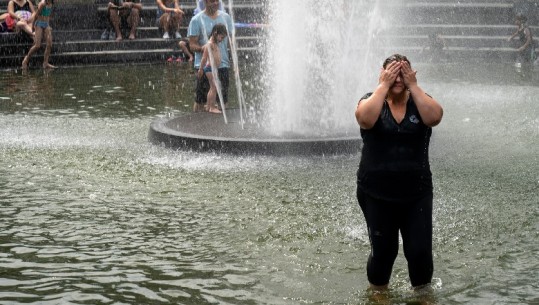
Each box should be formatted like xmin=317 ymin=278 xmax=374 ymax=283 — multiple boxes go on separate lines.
xmin=22 ymin=0 xmax=55 ymax=69
xmin=197 ymin=23 xmax=227 ymax=114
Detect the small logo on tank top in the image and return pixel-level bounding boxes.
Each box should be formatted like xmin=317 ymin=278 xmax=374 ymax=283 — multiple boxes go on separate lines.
xmin=409 ymin=115 xmax=420 ymax=124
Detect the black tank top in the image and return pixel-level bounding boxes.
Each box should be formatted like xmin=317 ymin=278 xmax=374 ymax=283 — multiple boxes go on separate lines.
xmin=357 ymin=92 xmax=433 ymax=202
xmin=13 ymin=0 xmax=31 ymax=12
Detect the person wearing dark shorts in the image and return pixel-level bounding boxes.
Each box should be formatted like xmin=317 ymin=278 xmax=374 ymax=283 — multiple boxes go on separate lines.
xmin=195 ymin=67 xmax=228 ymax=105
xmin=187 ymin=0 xmax=234 ymax=112
xmin=354 ymin=54 xmax=444 ymax=293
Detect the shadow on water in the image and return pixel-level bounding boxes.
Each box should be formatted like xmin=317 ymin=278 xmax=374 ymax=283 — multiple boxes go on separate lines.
xmin=0 ymin=62 xmax=538 ymax=304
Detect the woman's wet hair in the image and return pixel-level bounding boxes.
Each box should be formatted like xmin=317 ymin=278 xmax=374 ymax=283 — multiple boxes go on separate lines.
xmin=383 ymin=54 xmax=411 ymax=69
xmin=210 ymin=23 xmax=228 ymax=37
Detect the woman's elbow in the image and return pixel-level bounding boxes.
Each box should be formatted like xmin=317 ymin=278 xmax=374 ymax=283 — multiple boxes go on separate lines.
xmin=425 ymin=109 xmax=443 ymax=127
xmin=355 ymin=108 xmax=376 ymax=129
xmin=355 ymin=113 xmax=375 ymax=129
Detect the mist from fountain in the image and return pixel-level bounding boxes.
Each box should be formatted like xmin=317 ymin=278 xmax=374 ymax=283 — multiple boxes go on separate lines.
xmin=261 ymin=0 xmax=400 ymax=137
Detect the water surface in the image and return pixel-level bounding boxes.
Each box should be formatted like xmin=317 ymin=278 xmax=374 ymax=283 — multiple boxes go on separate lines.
xmin=0 ymin=64 xmax=537 ymax=304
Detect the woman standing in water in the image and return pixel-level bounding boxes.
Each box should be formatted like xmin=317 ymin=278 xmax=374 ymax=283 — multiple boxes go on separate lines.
xmin=22 ymin=0 xmax=55 ymax=69
xmin=355 ymin=54 xmax=443 ymax=294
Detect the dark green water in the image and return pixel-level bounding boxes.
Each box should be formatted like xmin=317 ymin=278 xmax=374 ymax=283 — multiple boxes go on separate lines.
xmin=0 ymin=64 xmax=537 ymax=304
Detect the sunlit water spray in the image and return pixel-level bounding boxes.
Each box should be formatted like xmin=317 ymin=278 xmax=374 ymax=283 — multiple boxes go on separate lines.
xmin=261 ymin=0 xmax=399 ymax=137
xmin=226 ymin=0 xmax=249 ymax=127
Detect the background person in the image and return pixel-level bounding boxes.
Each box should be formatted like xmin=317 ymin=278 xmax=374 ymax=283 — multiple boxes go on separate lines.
xmin=198 ymin=23 xmax=227 ymax=113
xmin=188 ymin=0 xmax=234 ymax=112
xmin=156 ymin=0 xmax=184 ymax=39
xmin=507 ymin=13 xmax=536 ymax=78
xmin=106 ymin=0 xmax=142 ymax=41
xmin=179 ymin=38 xmax=193 ymax=62
xmin=22 ymin=0 xmax=55 ymax=69
xmin=7 ymin=0 xmax=34 ymax=37
xmin=193 ymin=0 xmax=224 ymax=15
xmin=422 ymin=32 xmax=448 ymax=62
xmin=354 ymin=54 xmax=443 ymax=294
xmin=0 ymin=13 xmax=10 ymax=33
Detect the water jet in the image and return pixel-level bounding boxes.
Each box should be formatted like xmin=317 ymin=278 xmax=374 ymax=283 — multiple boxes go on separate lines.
xmin=148 ymin=0 xmax=389 ymax=155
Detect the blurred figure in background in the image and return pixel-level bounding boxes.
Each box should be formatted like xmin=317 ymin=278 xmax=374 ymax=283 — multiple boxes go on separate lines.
xmin=193 ymin=0 xmax=224 ymax=15
xmin=104 ymin=0 xmax=142 ymax=41
xmin=7 ymin=0 xmax=35 ymax=37
xmin=156 ymin=0 xmax=184 ymax=39
xmin=22 ymin=0 xmax=55 ymax=69
xmin=422 ymin=32 xmax=448 ymax=62
xmin=188 ymin=0 xmax=234 ymax=112
xmin=508 ymin=13 xmax=536 ymax=78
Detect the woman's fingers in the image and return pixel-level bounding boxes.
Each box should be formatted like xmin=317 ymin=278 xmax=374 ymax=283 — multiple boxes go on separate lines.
xmin=387 ymin=61 xmax=401 ymax=79
xmin=400 ymin=61 xmax=417 ymax=86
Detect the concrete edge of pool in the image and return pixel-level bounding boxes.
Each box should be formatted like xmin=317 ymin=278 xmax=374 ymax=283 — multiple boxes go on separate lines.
xmin=148 ymin=109 xmax=362 ymax=156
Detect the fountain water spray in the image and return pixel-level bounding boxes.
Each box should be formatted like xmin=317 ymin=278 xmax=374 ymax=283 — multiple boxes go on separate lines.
xmin=226 ymin=0 xmax=248 ymax=128
xmin=148 ymin=0 xmax=403 ymax=155
xmin=262 ymin=0 xmax=397 ymax=137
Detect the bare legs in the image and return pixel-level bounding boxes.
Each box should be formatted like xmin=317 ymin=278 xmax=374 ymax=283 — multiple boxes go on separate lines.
xmin=16 ymin=19 xmax=34 ymax=37
xmin=205 ymin=71 xmax=221 ymax=113
xmin=179 ymin=40 xmax=193 ymax=62
xmin=109 ymin=8 xmax=139 ymax=41
xmin=22 ymin=26 xmax=55 ymax=69
xmin=127 ymin=9 xmax=139 ymax=40
xmin=159 ymin=12 xmax=182 ymax=38
xmin=42 ymin=27 xmax=55 ymax=68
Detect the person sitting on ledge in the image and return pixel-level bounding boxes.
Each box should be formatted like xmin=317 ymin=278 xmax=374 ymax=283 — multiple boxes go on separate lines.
xmin=178 ymin=38 xmax=193 ymax=62
xmin=7 ymin=0 xmax=35 ymax=37
xmin=0 ymin=13 xmax=10 ymax=33
xmin=105 ymin=0 xmax=142 ymax=41
xmin=156 ymin=0 xmax=184 ymax=39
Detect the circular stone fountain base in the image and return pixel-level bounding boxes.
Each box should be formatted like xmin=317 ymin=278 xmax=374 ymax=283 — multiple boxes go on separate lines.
xmin=148 ymin=109 xmax=362 ymax=155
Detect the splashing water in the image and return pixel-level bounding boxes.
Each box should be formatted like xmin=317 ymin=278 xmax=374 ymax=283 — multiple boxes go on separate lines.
xmin=262 ymin=0 xmax=399 ymax=137
xmin=226 ymin=0 xmax=249 ymax=127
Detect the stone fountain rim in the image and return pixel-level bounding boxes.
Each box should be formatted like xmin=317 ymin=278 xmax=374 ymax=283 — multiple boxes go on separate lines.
xmin=148 ymin=110 xmax=362 ymax=155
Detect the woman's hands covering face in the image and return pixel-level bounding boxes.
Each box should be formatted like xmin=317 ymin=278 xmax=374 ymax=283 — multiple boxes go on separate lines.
xmin=379 ymin=60 xmax=401 ymax=87
xmin=400 ymin=61 xmax=417 ymax=88
xmin=379 ymin=61 xmax=418 ymax=89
